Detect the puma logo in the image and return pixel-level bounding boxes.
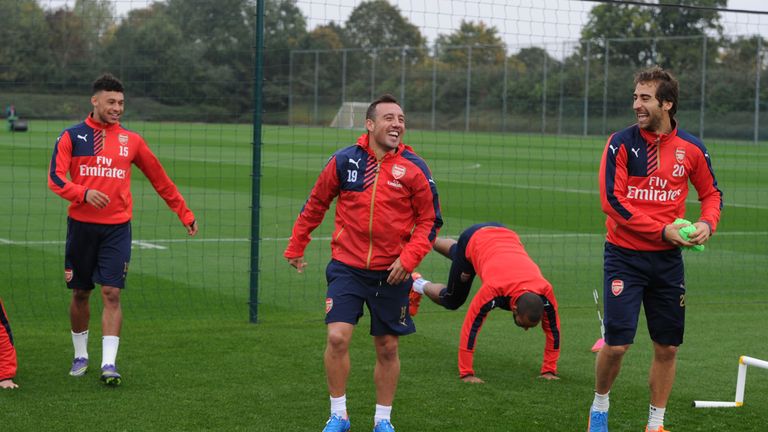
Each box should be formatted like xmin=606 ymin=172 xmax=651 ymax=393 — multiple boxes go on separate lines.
xmin=348 ymin=158 xmax=361 ymax=169
xmin=77 ymin=134 xmax=88 ymax=142
xmin=631 ymin=148 xmax=640 ymax=158
xmin=609 ymin=145 xmax=618 ymax=155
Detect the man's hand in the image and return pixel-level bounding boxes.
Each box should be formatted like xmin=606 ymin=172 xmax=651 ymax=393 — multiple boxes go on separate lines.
xmin=663 ymin=222 xmax=694 ymax=247
xmin=287 ymin=256 xmax=307 ymax=273
xmin=386 ymin=258 xmax=408 ymax=285
xmin=0 ymin=379 xmax=18 ymax=389
xmin=185 ymin=220 xmax=198 ymax=236
xmin=687 ymin=221 xmax=711 ymax=245
xmin=84 ymin=189 xmax=110 ymax=209
xmin=537 ymin=372 xmax=560 ymax=380
xmin=461 ymin=375 xmax=485 ymax=384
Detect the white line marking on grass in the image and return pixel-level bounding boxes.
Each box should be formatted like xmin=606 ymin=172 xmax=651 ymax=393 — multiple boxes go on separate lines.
xmin=2 ymin=232 xmax=765 ymax=248
xmin=134 ymin=238 xmax=251 ymax=244
xmin=132 ymin=241 xmax=167 ymax=250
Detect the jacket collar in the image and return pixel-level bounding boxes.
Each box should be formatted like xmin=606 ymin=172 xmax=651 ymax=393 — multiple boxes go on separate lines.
xmin=638 ymin=119 xmax=678 ymax=145
xmin=85 ymin=113 xmax=120 ymax=131
xmin=356 ymin=133 xmax=410 ymax=160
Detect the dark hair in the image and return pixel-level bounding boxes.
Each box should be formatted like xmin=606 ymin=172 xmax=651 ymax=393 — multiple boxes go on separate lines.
xmin=634 ymin=66 xmax=678 ymax=119
xmin=516 ymin=292 xmax=544 ymax=324
xmin=92 ymin=73 xmax=124 ymax=94
xmin=366 ymin=94 xmax=400 ymax=120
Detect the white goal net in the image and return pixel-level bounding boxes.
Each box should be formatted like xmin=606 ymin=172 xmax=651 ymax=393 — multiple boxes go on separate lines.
xmin=329 ymin=102 xmax=369 ymax=129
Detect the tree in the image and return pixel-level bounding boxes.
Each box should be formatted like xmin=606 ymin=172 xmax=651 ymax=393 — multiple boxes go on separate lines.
xmin=72 ymin=0 xmax=116 ymax=49
xmin=163 ymin=0 xmax=257 ymax=113
xmin=431 ymin=21 xmax=506 ymax=115
xmin=0 ymin=0 xmax=51 ymax=83
xmin=506 ymin=47 xmax=561 ymax=115
xmin=45 ymin=8 xmax=94 ymax=88
xmin=262 ymin=0 xmax=308 ymax=112
xmin=344 ymin=0 xmax=426 ymax=71
xmin=345 ymin=0 xmax=424 ymax=50
xmin=104 ymin=3 xmax=217 ymax=107
xmin=707 ymin=35 xmax=766 ymax=115
xmin=579 ymin=0 xmax=725 ymax=68
xmin=302 ymin=24 xmax=344 ymax=51
xmin=435 ymin=20 xmax=505 ymax=67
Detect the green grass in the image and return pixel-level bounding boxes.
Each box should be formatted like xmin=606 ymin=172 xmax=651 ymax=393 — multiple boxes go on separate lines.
xmin=1 ymin=121 xmax=767 ymax=430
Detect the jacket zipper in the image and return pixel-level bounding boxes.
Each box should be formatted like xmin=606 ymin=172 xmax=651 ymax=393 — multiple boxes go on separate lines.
xmin=366 ymin=161 xmax=383 ymax=269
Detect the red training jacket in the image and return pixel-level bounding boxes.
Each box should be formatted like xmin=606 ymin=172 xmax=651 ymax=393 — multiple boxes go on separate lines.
xmin=457 ymin=227 xmax=560 ymax=377
xmin=0 ymin=298 xmax=17 ymax=382
xmin=599 ymin=123 xmax=722 ymax=251
xmin=48 ymin=116 xmax=195 ymax=226
xmin=285 ymin=134 xmax=442 ymax=272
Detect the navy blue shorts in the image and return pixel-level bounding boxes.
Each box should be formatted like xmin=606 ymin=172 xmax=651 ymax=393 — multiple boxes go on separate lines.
xmin=438 ymin=223 xmax=505 ymax=310
xmin=65 ymin=217 xmax=132 ymax=290
xmin=325 ymin=259 xmax=415 ymax=336
xmin=603 ymin=242 xmax=685 ymax=346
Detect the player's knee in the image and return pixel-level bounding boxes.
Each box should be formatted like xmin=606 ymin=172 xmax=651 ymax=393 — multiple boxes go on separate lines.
xmin=101 ymin=288 xmax=121 ymax=307
xmin=376 ymin=342 xmax=399 ymax=363
xmin=72 ymin=289 xmax=91 ymax=303
xmin=442 ymin=299 xmax=462 ymax=310
xmin=326 ymin=331 xmax=351 ymax=352
xmin=653 ymin=343 xmax=678 ymax=362
xmin=603 ymin=343 xmax=631 ymax=358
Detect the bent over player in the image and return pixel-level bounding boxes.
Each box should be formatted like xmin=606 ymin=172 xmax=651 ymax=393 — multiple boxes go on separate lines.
xmin=285 ymin=94 xmax=441 ymax=432
xmin=588 ymin=66 xmax=722 ymax=432
xmin=0 ymin=298 xmax=18 ymax=389
xmin=410 ymin=222 xmax=561 ymax=384
xmin=48 ymin=74 xmax=198 ymax=386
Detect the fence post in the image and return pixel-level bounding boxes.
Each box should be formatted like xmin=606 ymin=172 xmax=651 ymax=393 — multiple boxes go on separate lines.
xmin=542 ymin=51 xmax=548 ymax=133
xmin=700 ymin=36 xmax=707 ymax=140
xmin=400 ymin=47 xmax=407 ymax=108
xmin=755 ymin=37 xmax=762 ymax=144
xmin=466 ymin=45 xmax=472 ymax=132
xmin=341 ymin=49 xmax=347 ymax=104
xmin=503 ymin=54 xmax=508 ymax=132
xmin=602 ymin=39 xmax=609 ymax=135
xmin=558 ymin=42 xmax=565 ymax=136
xmin=314 ymin=50 xmax=319 ymax=125
xmin=249 ymin=0 xmax=266 ymax=323
xmin=584 ymin=40 xmax=591 ymax=136
xmin=370 ymin=48 xmax=377 ymax=100
xmin=431 ymin=42 xmax=438 ymax=130
xmin=288 ymin=50 xmax=293 ymax=125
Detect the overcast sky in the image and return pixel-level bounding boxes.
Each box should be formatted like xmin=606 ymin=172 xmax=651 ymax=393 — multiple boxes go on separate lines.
xmin=42 ymin=0 xmax=768 ymax=55
xmin=298 ymin=0 xmax=768 ymax=51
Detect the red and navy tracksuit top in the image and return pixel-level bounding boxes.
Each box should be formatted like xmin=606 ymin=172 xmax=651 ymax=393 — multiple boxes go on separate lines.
xmin=457 ymin=227 xmax=560 ymax=378
xmin=599 ymin=122 xmax=722 ymax=251
xmin=0 ymin=299 xmax=16 ymax=382
xmin=48 ymin=115 xmax=195 ymax=226
xmin=285 ymin=134 xmax=442 ymax=272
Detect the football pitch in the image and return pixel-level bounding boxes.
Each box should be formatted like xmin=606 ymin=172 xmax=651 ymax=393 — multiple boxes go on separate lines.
xmin=0 ymin=121 xmax=767 ymax=430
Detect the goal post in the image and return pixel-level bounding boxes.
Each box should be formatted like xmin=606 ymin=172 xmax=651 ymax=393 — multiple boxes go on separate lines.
xmin=330 ymin=102 xmax=369 ymax=129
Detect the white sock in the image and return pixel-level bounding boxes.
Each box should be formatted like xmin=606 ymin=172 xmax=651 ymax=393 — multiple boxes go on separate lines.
xmin=374 ymin=404 xmax=392 ymax=425
xmin=71 ymin=330 xmax=89 ymax=359
xmin=101 ymin=336 xmax=120 ymax=367
xmin=647 ymin=404 xmax=666 ymax=429
xmin=330 ymin=395 xmax=347 ymax=419
xmin=412 ymin=277 xmax=429 ymax=294
xmin=591 ymin=391 xmax=610 ymax=412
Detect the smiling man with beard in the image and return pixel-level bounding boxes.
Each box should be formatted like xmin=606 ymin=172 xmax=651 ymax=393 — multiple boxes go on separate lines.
xmin=588 ymin=66 xmax=723 ymax=432
xmin=285 ymin=94 xmax=442 ymax=432
xmin=48 ymin=74 xmax=198 ymax=387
